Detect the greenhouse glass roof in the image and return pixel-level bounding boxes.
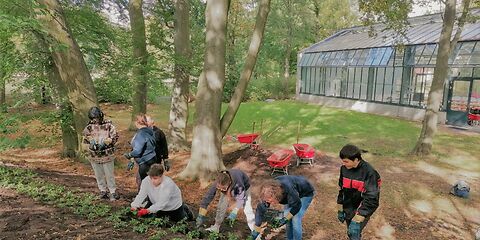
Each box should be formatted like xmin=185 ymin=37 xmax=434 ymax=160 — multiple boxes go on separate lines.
xmin=303 ymin=9 xmax=480 ymax=53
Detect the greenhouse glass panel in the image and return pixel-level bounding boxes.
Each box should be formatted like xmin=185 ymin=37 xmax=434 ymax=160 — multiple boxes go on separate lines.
xmin=301 ymin=68 xmax=307 ymax=93
xmin=360 ymin=68 xmax=369 ymax=100
xmin=394 ymin=48 xmax=404 ymax=66
xmin=349 ymin=50 xmax=361 ymax=65
xmin=392 ymin=67 xmax=403 ymax=104
xmin=380 ymin=47 xmax=394 ymax=66
xmin=347 ymin=68 xmax=355 ymax=98
xmin=474 ymin=68 xmax=480 ymax=78
xmin=468 ymin=42 xmax=480 ymax=65
xmin=306 ymin=68 xmax=312 ymax=93
xmin=365 ymin=48 xmax=378 ymax=65
xmin=383 ymin=68 xmax=394 ymax=102
xmin=354 ymin=68 xmax=362 ymax=98
xmin=458 ymin=68 xmax=473 ymax=77
xmin=375 ymin=68 xmax=385 ymax=101
xmin=306 ymin=53 xmax=317 ymax=66
xmin=417 ymin=44 xmax=436 ymax=65
xmin=453 ymin=42 xmax=475 ymax=65
xmin=299 ymin=54 xmax=309 ymax=66
xmin=372 ymin=48 xmax=387 ymax=65
xmin=414 ymin=44 xmax=426 ymax=65
xmin=309 ymin=53 xmax=321 ymax=66
xmin=357 ymin=49 xmax=370 ymax=66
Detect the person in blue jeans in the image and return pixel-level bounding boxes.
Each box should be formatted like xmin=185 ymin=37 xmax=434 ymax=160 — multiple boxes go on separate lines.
xmin=251 ymin=175 xmax=315 ymax=240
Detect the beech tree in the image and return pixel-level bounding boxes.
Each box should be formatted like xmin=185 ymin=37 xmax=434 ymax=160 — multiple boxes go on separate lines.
xmin=180 ymin=0 xmax=271 ymax=183
xmin=35 ymin=0 xmax=98 ymax=158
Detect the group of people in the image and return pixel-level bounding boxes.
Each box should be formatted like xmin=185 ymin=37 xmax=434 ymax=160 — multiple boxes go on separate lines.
xmin=82 ymin=106 xmax=382 ymax=240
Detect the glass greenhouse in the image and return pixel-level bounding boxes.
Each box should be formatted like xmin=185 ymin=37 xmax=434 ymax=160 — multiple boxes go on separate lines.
xmin=297 ymin=9 xmax=480 ymax=126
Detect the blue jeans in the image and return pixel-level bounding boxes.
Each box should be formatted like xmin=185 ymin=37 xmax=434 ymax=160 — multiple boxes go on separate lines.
xmin=283 ymin=196 xmax=313 ymax=240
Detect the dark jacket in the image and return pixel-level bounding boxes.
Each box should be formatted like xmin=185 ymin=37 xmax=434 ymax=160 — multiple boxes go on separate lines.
xmin=255 ymin=175 xmax=315 ymax=226
xmin=200 ymin=169 xmax=251 ymax=210
xmin=128 ymin=127 xmax=156 ymax=165
xmin=152 ymin=126 xmax=168 ymax=161
xmin=337 ymin=160 xmax=381 ymax=219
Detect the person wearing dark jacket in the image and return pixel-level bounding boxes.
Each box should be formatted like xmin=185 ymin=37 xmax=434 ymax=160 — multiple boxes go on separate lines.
xmin=337 ymin=144 xmax=381 ymax=240
xmin=124 ymin=115 xmax=157 ymax=189
xmin=145 ymin=116 xmax=169 ymax=171
xmin=196 ymin=169 xmax=255 ymax=232
xmin=252 ymin=175 xmax=315 ymax=240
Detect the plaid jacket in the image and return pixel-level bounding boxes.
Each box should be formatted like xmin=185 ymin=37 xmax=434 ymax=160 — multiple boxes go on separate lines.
xmin=82 ymin=119 xmax=118 ymax=163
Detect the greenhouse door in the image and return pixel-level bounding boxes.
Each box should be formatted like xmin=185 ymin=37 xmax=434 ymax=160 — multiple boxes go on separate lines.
xmin=446 ymin=78 xmax=479 ymax=126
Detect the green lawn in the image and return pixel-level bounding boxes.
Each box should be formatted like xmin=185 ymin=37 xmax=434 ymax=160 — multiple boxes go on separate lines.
xmin=226 ymin=100 xmax=421 ymax=156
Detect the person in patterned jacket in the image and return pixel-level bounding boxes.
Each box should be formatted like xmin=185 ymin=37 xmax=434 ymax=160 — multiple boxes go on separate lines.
xmin=82 ymin=106 xmax=119 ymax=201
xmin=337 ymin=144 xmax=381 ymax=240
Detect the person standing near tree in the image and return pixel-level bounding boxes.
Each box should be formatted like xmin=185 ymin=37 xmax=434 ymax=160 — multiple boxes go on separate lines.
xmin=124 ymin=114 xmax=157 ymax=190
xmin=336 ymin=144 xmax=381 ymax=240
xmin=145 ymin=115 xmax=170 ymax=171
xmin=82 ymin=106 xmax=119 ymax=201
xmin=196 ymin=169 xmax=255 ymax=232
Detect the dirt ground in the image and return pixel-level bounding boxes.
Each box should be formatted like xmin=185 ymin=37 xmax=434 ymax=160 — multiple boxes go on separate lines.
xmin=1 ymin=104 xmax=479 ymax=239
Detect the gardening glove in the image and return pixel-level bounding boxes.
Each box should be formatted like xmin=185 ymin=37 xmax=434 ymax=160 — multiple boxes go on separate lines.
xmin=348 ymin=215 xmax=364 ymax=239
xmin=127 ymin=160 xmax=135 ymax=171
xmin=272 ymin=217 xmax=288 ymax=229
xmin=337 ymin=204 xmax=345 ymax=223
xmin=251 ymin=229 xmax=261 ymax=240
xmin=163 ymin=159 xmax=171 ymax=172
xmin=103 ymin=137 xmax=112 ymax=145
xmin=206 ymin=224 xmax=220 ymax=232
xmin=196 ymin=207 xmax=207 ymax=227
xmin=137 ymin=208 xmax=149 ymax=217
xmin=123 ymin=152 xmax=132 ymax=159
xmin=89 ymin=139 xmax=97 ymax=151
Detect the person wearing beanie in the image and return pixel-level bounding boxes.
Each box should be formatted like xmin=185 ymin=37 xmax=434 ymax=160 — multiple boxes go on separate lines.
xmin=337 ymin=144 xmax=381 ymax=240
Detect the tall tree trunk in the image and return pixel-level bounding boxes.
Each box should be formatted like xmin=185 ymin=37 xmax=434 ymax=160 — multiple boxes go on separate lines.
xmin=35 ymin=0 xmax=98 ymax=159
xmin=0 ymin=69 xmax=5 ymax=113
xmin=128 ymin=0 xmax=148 ymax=130
xmin=412 ymin=0 xmax=470 ymax=155
xmin=47 ymin=61 xmax=77 ymax=157
xmin=168 ymin=0 xmax=191 ymax=152
xmin=283 ymin=0 xmax=293 ymax=98
xmin=179 ymin=0 xmax=229 ymax=184
xmin=220 ymin=0 xmax=271 ymax=137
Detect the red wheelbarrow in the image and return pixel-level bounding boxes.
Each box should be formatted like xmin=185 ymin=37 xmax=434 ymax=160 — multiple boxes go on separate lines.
xmin=267 ymin=149 xmax=294 ymax=175
xmin=237 ymin=133 xmax=260 ymax=149
xmin=292 ymin=143 xmax=315 ymax=166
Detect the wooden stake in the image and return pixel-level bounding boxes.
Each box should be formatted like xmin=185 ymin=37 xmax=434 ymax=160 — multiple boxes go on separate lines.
xmin=296 ymin=121 xmax=301 ymax=144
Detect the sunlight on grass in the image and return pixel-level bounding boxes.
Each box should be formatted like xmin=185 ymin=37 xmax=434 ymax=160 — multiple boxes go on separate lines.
xmin=227 ymin=100 xmax=420 ymax=156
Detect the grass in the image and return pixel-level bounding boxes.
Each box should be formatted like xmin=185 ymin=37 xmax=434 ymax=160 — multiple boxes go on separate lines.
xmin=225 ymin=100 xmax=421 ymax=156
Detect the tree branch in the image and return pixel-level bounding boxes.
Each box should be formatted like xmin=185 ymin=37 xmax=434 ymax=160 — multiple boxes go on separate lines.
xmin=449 ymin=0 xmax=471 ymax=51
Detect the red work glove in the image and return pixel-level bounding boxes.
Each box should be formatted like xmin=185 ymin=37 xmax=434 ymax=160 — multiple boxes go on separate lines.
xmin=137 ymin=208 xmax=150 ymax=217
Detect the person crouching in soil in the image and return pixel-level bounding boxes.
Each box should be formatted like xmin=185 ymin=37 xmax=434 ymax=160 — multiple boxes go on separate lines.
xmin=336 ymin=144 xmax=381 ymax=240
xmin=252 ymin=175 xmax=315 ymax=240
xmin=130 ymin=164 xmax=193 ymax=222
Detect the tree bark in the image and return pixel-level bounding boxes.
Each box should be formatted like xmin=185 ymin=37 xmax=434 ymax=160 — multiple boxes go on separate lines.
xmin=283 ymin=0 xmax=293 ymax=98
xmin=179 ymin=0 xmax=229 ymax=184
xmin=168 ymin=0 xmax=191 ymax=152
xmin=128 ymin=0 xmax=148 ymax=130
xmin=220 ymin=0 xmax=271 ymax=137
xmin=35 ymin=0 xmax=98 ymax=158
xmin=412 ymin=0 xmax=470 ymax=155
xmin=47 ymin=61 xmax=77 ymax=157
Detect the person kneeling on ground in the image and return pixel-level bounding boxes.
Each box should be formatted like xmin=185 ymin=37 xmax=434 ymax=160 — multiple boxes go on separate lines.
xmin=196 ymin=169 xmax=255 ymax=232
xmin=130 ymin=164 xmax=193 ymax=222
xmin=252 ymin=175 xmax=315 ymax=240
xmin=337 ymin=144 xmax=381 ymax=240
